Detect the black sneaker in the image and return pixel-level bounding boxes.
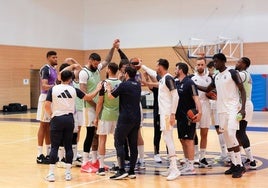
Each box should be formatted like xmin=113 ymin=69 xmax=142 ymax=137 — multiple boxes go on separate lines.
xmin=36 ymin=154 xmax=46 ymax=164
xmin=97 ymin=168 xmax=105 ymax=176
xmin=110 ymin=170 xmax=128 ymax=180
xmin=43 ymin=155 xmax=50 ymax=164
xmin=249 ymin=160 xmax=257 ymax=170
xmin=232 ymin=165 xmax=243 ymax=178
xmin=110 ymin=164 xmax=119 ymax=174
xmin=199 ymin=158 xmax=212 ymax=168
xmin=225 ymin=163 xmax=235 ymax=175
xmin=128 ymin=169 xmax=136 ymax=179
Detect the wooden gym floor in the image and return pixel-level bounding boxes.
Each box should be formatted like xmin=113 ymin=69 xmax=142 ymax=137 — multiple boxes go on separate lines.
xmin=0 ymin=109 xmax=268 ymax=188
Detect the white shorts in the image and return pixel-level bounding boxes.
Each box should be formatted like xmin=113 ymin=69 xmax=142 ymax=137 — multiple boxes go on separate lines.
xmin=196 ymin=100 xmax=212 ymax=129
xmin=218 ymin=111 xmax=239 ymax=131
xmin=244 ymin=100 xmax=253 ymax=123
xmin=73 ymin=110 xmax=83 ymax=133
xmin=96 ymin=120 xmax=116 ymax=135
xmin=36 ymin=94 xmax=51 ymax=122
xmin=160 ymin=114 xmax=174 ymax=131
xmin=83 ymin=107 xmax=96 ymax=127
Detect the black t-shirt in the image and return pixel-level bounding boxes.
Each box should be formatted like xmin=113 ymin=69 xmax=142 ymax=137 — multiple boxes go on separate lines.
xmin=175 ymin=76 xmax=198 ymax=120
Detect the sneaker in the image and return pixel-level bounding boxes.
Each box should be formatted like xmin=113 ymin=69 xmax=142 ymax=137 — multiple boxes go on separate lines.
xmin=110 ymin=170 xmax=128 ymax=180
xmin=57 ymin=158 xmax=66 ymax=168
xmin=135 ymin=162 xmax=145 ymax=170
xmin=154 ymin=154 xmax=162 ymax=163
xmin=44 ymin=155 xmax=50 ymax=164
xmin=110 ymin=164 xmax=119 ymax=174
xmin=46 ymin=173 xmax=55 ymax=182
xmin=193 ymin=159 xmax=200 ymax=167
xmin=81 ymin=162 xmax=98 ymax=173
xmin=128 ymin=169 xmax=136 ymax=179
xmin=160 ymin=168 xmax=171 ymax=177
xmin=37 ymin=154 xmax=46 ymax=164
xmin=199 ymin=158 xmax=212 ymax=168
xmin=249 ymin=160 xmax=257 ymax=170
xmin=232 ymin=165 xmax=243 ymax=178
xmin=225 ymin=163 xmax=235 ymax=175
xmin=167 ymin=168 xmax=181 ymax=181
xmin=180 ymin=167 xmax=196 ymax=175
xmin=96 ymin=168 xmax=105 ymax=176
xmin=73 ymin=158 xmax=82 ymax=167
xmin=90 ymin=160 xmax=100 ymax=169
xmin=65 ymin=172 xmax=72 ymax=181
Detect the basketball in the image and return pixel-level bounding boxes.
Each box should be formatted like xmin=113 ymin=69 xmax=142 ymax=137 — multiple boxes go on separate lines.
xmin=130 ymin=57 xmax=141 ymax=70
xmin=187 ymin=108 xmax=198 ymax=121
xmin=206 ymin=90 xmax=217 ymax=100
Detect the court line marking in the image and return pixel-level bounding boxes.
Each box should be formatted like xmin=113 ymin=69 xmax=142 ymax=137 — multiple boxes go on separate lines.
xmin=66 ymin=177 xmax=109 ymax=188
xmin=0 ymin=137 xmax=36 ymax=145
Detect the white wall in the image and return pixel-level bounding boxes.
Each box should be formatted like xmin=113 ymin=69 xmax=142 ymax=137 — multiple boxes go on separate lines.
xmin=0 ymin=0 xmax=85 ymax=49
xmin=0 ymin=0 xmax=267 ymax=50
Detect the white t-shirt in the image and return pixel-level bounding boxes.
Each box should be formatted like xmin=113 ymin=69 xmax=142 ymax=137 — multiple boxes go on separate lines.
xmin=191 ymin=73 xmax=212 ymax=101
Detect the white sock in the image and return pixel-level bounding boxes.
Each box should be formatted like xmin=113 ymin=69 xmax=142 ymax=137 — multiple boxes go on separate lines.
xmin=188 ymin=160 xmax=194 ymax=170
xmin=200 ymin=149 xmax=206 ymax=160
xmin=82 ymin=152 xmax=89 ymax=165
xmin=99 ymin=155 xmax=105 ymax=168
xmin=169 ymin=156 xmax=177 ymax=169
xmin=66 ymin=163 xmax=72 ymax=174
xmin=218 ymin=134 xmax=227 ymax=157
xmin=37 ymin=146 xmax=43 ymax=157
xmin=91 ymin=151 xmax=98 ymax=163
xmin=138 ymin=145 xmax=144 ymax=163
xmin=234 ymin=151 xmax=242 ymax=166
xmin=72 ymin=145 xmax=77 ymax=161
xmin=229 ymin=151 xmax=235 ymax=165
xmin=46 ymin=145 xmax=51 ymax=156
xmin=49 ymin=164 xmax=55 ymax=174
xmin=194 ymin=145 xmax=199 ymax=160
xmin=244 ymin=147 xmax=254 ymax=161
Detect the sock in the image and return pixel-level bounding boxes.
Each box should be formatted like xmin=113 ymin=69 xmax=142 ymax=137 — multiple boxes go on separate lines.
xmin=169 ymin=156 xmax=177 ymax=169
xmin=99 ymin=155 xmax=105 ymax=168
xmin=66 ymin=163 xmax=72 ymax=174
xmin=218 ymin=134 xmax=227 ymax=157
xmin=229 ymin=151 xmax=235 ymax=165
xmin=91 ymin=150 xmax=98 ymax=163
xmin=46 ymin=144 xmax=51 ymax=156
xmin=82 ymin=152 xmax=89 ymax=165
xmin=37 ymin=146 xmax=43 ymax=157
xmin=188 ymin=160 xmax=194 ymax=170
xmin=72 ymin=145 xmax=77 ymax=161
xmin=194 ymin=145 xmax=199 ymax=160
xmin=244 ymin=147 xmax=254 ymax=161
xmin=138 ymin=145 xmax=144 ymax=163
xmin=49 ymin=164 xmax=55 ymax=174
xmin=234 ymin=151 xmax=242 ymax=166
xmin=200 ymin=149 xmax=206 ymax=160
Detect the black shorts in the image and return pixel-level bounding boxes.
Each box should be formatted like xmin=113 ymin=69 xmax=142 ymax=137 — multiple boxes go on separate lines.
xmin=176 ymin=118 xmax=196 ymax=140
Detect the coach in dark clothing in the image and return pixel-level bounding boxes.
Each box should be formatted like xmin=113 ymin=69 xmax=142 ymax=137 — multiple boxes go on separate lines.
xmin=107 ymin=65 xmax=141 ymax=180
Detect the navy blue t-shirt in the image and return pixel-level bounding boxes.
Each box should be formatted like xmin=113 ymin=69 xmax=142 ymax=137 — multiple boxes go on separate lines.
xmin=111 ymin=78 xmax=141 ymax=124
xmin=175 ymin=76 xmax=198 ymax=120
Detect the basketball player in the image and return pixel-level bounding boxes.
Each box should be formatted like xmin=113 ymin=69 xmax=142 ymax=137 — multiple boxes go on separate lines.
xmin=79 ymin=40 xmax=118 ymax=173
xmin=191 ymin=58 xmax=212 ymax=168
xmin=175 ymin=62 xmax=202 ymax=175
xmin=44 ymin=70 xmax=102 ymax=182
xmin=94 ymin=62 xmax=121 ymax=176
xmin=197 ymin=53 xmax=246 ymax=178
xmin=36 ymin=51 xmax=58 ymax=164
xmin=235 ymin=57 xmax=257 ymax=170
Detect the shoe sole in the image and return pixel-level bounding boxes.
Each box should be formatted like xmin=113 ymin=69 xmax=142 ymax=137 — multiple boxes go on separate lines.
xmin=128 ymin=175 xmax=136 ymax=179
xmin=111 ymin=173 xmax=128 ymax=180
xmin=167 ymin=173 xmax=181 ymax=181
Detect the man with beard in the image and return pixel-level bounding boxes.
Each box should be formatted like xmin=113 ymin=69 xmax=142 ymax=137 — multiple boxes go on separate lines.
xmin=36 ymin=51 xmax=58 ymax=164
xmin=191 ymin=58 xmax=212 ymax=168
xmin=80 ymin=40 xmax=118 ymax=173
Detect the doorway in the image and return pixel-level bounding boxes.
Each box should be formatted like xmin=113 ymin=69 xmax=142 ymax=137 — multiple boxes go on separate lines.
xmin=30 ymin=69 xmax=40 ymax=109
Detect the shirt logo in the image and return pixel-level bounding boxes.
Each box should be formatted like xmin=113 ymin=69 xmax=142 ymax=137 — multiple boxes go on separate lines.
xmin=57 ymin=90 xmax=72 ymax=98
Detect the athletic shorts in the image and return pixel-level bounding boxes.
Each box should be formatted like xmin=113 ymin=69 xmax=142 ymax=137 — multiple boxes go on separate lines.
xmin=244 ymin=100 xmax=253 ymax=122
xmin=36 ymin=93 xmax=51 ymax=122
xmin=196 ymin=100 xmax=212 ymax=129
xmin=218 ymin=111 xmax=239 ymax=131
xmin=73 ymin=110 xmax=83 ymax=133
xmin=177 ymin=118 xmax=196 ymax=140
xmin=83 ymin=107 xmax=96 ymax=127
xmin=96 ymin=120 xmax=117 ymax=135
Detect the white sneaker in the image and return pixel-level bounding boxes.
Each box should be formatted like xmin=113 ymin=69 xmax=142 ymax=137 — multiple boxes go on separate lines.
xmin=154 ymin=154 xmax=162 ymax=163
xmin=167 ymin=169 xmax=181 ymax=181
xmin=181 ymin=167 xmax=196 ymax=175
xmin=65 ymin=172 xmax=72 ymax=181
xmin=46 ymin=173 xmax=55 ymax=182
xmin=160 ymin=168 xmax=171 ymax=177
xmin=57 ymin=161 xmax=66 ymax=168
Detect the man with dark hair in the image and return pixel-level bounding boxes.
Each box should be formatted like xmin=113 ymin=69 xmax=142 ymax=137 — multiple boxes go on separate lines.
xmin=80 ymin=40 xmax=118 ymax=173
xmin=175 ymin=62 xmax=202 ymax=175
xmin=197 ymin=53 xmax=246 ymax=178
xmin=44 ymin=70 xmax=102 ymax=182
xmin=106 ymin=65 xmax=141 ymax=180
xmin=235 ymin=57 xmax=256 ymax=170
xmin=36 ymin=50 xmax=58 ymax=164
